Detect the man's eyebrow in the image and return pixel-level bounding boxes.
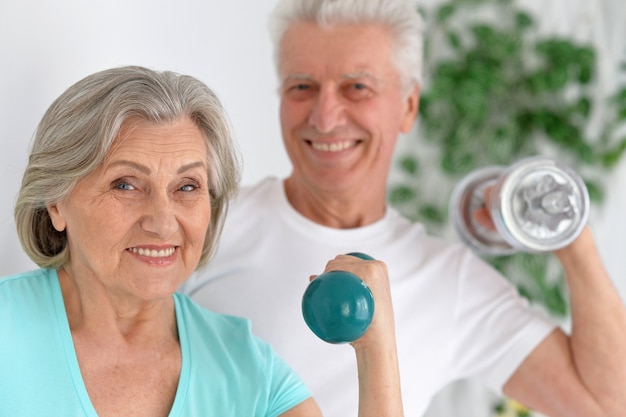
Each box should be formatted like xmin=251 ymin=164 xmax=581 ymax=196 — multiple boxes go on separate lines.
xmin=107 ymin=160 xmax=206 ymax=174
xmin=343 ymin=71 xmax=375 ymax=79
xmin=284 ymin=71 xmax=378 ymax=79
xmin=282 ymin=72 xmax=382 ymax=85
xmin=282 ymin=73 xmax=315 ymax=83
xmin=342 ymin=72 xmax=382 ymax=84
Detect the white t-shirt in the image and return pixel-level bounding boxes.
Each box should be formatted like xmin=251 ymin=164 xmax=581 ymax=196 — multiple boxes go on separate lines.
xmin=182 ymin=177 xmax=556 ymax=417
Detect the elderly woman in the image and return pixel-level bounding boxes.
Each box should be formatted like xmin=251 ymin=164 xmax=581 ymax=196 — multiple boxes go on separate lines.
xmin=0 ymin=66 xmax=402 ymax=417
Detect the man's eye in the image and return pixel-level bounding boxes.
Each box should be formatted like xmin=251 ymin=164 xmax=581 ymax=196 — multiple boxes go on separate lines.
xmin=344 ymin=82 xmax=373 ymax=100
xmin=284 ymin=83 xmax=317 ymax=100
xmin=288 ymin=83 xmax=312 ymax=92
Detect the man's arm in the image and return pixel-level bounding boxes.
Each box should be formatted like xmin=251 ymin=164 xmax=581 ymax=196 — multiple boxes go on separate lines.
xmin=504 ymin=226 xmax=626 ymax=416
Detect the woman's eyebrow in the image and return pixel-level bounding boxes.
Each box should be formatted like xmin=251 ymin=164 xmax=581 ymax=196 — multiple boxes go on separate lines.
xmin=108 ymin=160 xmax=150 ymax=174
xmin=106 ymin=160 xmax=206 ymax=174
xmin=177 ymin=161 xmax=206 ymax=174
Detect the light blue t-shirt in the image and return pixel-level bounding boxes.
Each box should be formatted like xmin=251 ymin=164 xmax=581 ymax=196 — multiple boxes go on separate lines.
xmin=0 ymin=269 xmax=310 ymax=416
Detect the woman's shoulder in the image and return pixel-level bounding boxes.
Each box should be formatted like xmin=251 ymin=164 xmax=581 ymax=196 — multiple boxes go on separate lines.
xmin=0 ymin=268 xmax=57 ymax=294
xmin=173 ymin=292 xmax=254 ymax=338
xmin=173 ymin=292 xmax=278 ymax=371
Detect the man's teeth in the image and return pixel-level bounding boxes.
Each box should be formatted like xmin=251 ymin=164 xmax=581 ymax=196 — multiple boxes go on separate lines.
xmin=129 ymin=247 xmax=176 ymax=258
xmin=312 ymin=141 xmax=354 ymax=152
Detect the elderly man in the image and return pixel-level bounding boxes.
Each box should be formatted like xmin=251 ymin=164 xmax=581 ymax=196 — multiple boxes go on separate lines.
xmin=183 ymin=1 xmax=626 ymax=416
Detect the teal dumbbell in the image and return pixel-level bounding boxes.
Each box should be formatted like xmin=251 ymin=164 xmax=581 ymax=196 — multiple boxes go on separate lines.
xmin=302 ymin=252 xmax=375 ymax=344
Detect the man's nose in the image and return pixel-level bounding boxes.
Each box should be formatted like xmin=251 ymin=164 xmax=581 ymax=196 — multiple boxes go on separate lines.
xmin=308 ymin=88 xmax=346 ymax=134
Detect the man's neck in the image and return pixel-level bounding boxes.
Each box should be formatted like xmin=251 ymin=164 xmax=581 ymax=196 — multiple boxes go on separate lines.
xmin=283 ymin=176 xmax=386 ymax=229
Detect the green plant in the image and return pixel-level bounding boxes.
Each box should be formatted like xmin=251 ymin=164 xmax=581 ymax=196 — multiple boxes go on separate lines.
xmin=389 ymin=0 xmax=626 ymax=317
xmin=389 ymin=0 xmax=626 ymax=415
xmin=492 ymin=397 xmax=532 ymax=417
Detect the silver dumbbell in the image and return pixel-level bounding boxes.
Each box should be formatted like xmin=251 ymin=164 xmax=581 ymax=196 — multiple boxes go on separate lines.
xmin=450 ymin=156 xmax=589 ymax=255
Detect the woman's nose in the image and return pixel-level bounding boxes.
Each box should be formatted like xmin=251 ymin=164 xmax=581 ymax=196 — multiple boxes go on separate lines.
xmin=140 ymin=191 xmax=179 ymax=238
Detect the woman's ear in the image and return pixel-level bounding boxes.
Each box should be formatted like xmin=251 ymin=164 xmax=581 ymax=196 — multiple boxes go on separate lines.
xmin=47 ymin=203 xmax=67 ymax=232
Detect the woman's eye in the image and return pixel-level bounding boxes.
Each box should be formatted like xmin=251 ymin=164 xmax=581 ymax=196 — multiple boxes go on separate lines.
xmin=113 ymin=180 xmax=135 ymax=191
xmin=179 ymin=184 xmax=197 ymax=192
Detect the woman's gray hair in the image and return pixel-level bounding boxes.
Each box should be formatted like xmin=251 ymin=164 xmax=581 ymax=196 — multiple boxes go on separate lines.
xmin=15 ymin=65 xmax=241 ymax=269
xmin=268 ymin=0 xmax=425 ymax=94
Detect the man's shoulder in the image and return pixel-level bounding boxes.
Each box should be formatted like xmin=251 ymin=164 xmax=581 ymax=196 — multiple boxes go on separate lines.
xmin=227 ymin=177 xmax=284 ymax=217
xmin=236 ymin=177 xmax=281 ymax=199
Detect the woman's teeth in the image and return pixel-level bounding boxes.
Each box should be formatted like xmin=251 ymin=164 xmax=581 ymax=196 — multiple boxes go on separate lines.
xmin=128 ymin=247 xmax=176 ymax=258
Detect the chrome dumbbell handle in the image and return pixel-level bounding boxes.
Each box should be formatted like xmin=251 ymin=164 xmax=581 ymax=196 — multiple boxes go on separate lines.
xmin=450 ymin=157 xmax=589 ymax=255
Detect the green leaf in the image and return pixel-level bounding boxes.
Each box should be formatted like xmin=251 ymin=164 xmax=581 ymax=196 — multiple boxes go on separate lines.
xmin=516 ymin=285 xmax=533 ymax=303
xmin=519 ymin=253 xmax=549 ymax=283
xmin=418 ymin=204 xmax=446 ymax=225
xmin=398 ymin=156 xmax=419 ymax=175
xmin=471 ymin=24 xmax=496 ymax=45
xmin=441 ymin=150 xmax=476 ymax=175
xmin=602 ymin=138 xmax=626 ymax=168
xmin=578 ymin=65 xmax=594 ymax=84
xmin=516 ymin=111 xmax=540 ymax=133
xmin=613 ymin=88 xmax=626 ymax=107
xmin=435 ymin=4 xmax=456 ymax=23
xmin=446 ymin=30 xmax=462 ymax=50
xmin=584 ymin=179 xmax=604 ymax=203
xmin=576 ymin=46 xmax=596 ymax=68
xmin=526 ymin=72 xmax=549 ymax=93
xmin=388 ymin=186 xmax=416 ymax=205
xmin=545 ymin=66 xmax=570 ymax=91
xmin=578 ymin=143 xmax=595 ymax=164
xmin=571 ymin=97 xmax=591 ymax=117
xmin=514 ymin=11 xmax=534 ymax=30
xmin=543 ymin=284 xmax=568 ymax=317
xmin=493 ymin=400 xmax=506 ymax=413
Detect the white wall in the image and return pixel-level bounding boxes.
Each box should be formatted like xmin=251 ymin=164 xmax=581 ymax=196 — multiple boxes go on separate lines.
xmin=0 ymin=0 xmax=291 ymax=275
